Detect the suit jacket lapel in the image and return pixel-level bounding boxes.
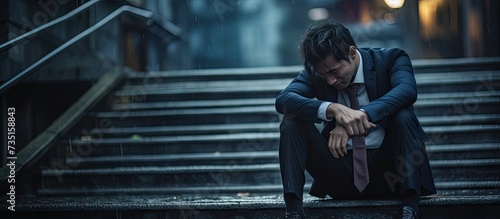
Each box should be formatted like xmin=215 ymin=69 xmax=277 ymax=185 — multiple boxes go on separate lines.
xmin=360 ymin=49 xmax=377 ymax=101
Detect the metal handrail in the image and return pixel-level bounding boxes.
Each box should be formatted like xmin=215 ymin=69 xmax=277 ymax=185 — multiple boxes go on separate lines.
xmin=0 ymin=0 xmax=100 ymax=53
xmin=0 ymin=5 xmax=182 ymax=94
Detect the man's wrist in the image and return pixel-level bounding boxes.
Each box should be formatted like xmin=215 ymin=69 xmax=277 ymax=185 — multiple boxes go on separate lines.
xmin=326 ymin=103 xmax=338 ymax=119
xmin=359 ymin=108 xmax=371 ymax=121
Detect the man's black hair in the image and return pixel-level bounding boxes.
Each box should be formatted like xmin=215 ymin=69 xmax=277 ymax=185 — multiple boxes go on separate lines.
xmin=299 ymin=20 xmax=357 ymax=78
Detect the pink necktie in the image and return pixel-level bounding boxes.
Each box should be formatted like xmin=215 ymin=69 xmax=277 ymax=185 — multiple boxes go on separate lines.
xmin=346 ymin=84 xmax=370 ymax=192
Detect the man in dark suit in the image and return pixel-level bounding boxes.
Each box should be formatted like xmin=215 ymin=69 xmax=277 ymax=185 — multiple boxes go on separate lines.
xmin=275 ymin=20 xmax=436 ymax=219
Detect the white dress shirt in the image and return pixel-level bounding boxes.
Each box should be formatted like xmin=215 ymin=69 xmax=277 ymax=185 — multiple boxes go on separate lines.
xmin=317 ymin=50 xmax=385 ymax=149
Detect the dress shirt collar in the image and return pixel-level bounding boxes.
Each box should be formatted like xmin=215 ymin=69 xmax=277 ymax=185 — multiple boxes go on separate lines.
xmin=351 ymin=49 xmax=364 ymax=84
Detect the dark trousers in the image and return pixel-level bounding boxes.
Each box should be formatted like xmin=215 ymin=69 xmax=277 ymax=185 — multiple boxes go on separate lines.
xmin=279 ymin=108 xmax=436 ymax=201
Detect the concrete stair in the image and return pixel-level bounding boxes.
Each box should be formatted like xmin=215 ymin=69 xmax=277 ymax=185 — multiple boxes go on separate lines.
xmin=3 ymin=59 xmax=500 ymax=218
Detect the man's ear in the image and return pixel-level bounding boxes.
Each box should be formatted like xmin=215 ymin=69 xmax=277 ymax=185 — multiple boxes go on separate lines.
xmin=349 ymin=46 xmax=356 ymax=59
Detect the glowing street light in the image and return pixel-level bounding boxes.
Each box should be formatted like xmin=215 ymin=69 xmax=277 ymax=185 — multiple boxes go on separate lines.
xmin=308 ymin=8 xmax=329 ymax=21
xmin=384 ymin=0 xmax=405 ymax=9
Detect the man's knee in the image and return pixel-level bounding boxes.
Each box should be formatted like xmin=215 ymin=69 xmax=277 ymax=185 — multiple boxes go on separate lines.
xmin=280 ymin=115 xmax=305 ymax=134
xmin=386 ymin=108 xmax=425 ymax=150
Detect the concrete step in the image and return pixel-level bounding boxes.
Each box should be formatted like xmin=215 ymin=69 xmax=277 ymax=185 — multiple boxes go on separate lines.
xmin=427 ymin=143 xmax=500 ymax=160
xmin=41 ymin=159 xmax=500 ymax=190
xmin=426 ymin=143 xmax=500 ymax=160
xmin=415 ymin=70 xmax=500 ymax=84
xmin=63 ymin=132 xmax=279 ymax=157
xmin=426 ymin=143 xmax=500 ymax=153
xmin=432 ymin=167 xmax=500 ymax=181
xmin=89 ymin=105 xmax=278 ymax=118
xmin=82 ymin=122 xmax=280 ymax=137
xmin=77 ymin=118 xmax=498 ymax=140
xmin=414 ymin=91 xmax=500 ymax=116
xmin=85 ymin=102 xmax=499 ymax=127
xmin=120 ymin=78 xmax=290 ymax=91
xmin=430 ymin=158 xmax=500 ymax=168
xmin=92 ymin=114 xmax=280 ymax=127
xmin=114 ymin=82 xmax=284 ymax=102
xmin=418 ymin=90 xmax=500 ymax=99
xmin=37 ymin=184 xmax=286 ymax=197
xmin=64 ymin=123 xmax=498 ymax=157
xmin=116 ymin=71 xmax=500 ymax=99
xmin=89 ymin=107 xmax=499 ymax=123
xmin=125 ymin=66 xmax=303 ymax=83
xmin=109 ymin=91 xmax=499 ymax=117
xmin=36 ymin=180 xmax=500 ymax=197
xmin=123 ymin=65 xmax=499 ymax=83
xmin=85 ymin=106 xmax=280 ymax=127
xmin=66 ymin=151 xmax=278 ymax=167
xmin=112 ymin=98 xmax=276 ymax=111
xmin=424 ymin=124 xmax=500 ymax=144
xmin=66 ymin=143 xmax=500 ymax=168
xmin=36 ymin=181 xmax=500 ymax=200
xmin=63 ymin=137 xmax=279 ymax=156
xmin=411 ymin=57 xmax=500 ymax=72
xmin=70 ymin=132 xmax=280 ymax=146
xmin=414 ymin=100 xmax=499 ymax=116
xmin=40 ymin=164 xmax=282 ymax=190
xmin=418 ymin=114 xmax=500 ymax=126
xmin=68 ymin=124 xmax=498 ymax=147
xmin=3 ymin=194 xmax=499 ymax=218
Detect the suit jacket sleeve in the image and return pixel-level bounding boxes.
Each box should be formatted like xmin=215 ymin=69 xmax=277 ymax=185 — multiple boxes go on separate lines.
xmin=362 ymin=49 xmax=418 ymax=123
xmin=275 ymin=70 xmax=324 ymax=123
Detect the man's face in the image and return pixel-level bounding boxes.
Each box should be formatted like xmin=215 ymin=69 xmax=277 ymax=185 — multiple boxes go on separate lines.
xmin=313 ymin=46 xmax=359 ymax=90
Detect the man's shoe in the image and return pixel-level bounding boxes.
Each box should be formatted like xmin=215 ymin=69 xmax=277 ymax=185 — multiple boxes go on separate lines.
xmin=401 ymin=206 xmax=419 ymax=219
xmin=279 ymin=212 xmax=305 ymax=219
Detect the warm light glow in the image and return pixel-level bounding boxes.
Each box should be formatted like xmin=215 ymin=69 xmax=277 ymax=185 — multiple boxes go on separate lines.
xmin=419 ymin=0 xmax=436 ymax=39
xmin=419 ymin=0 xmax=442 ymax=39
xmin=384 ymin=0 xmax=405 ymax=9
xmin=418 ymin=0 xmax=458 ymax=40
xmin=308 ymin=8 xmax=329 ymax=21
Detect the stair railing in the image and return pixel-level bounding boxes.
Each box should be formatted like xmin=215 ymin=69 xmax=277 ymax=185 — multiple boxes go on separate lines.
xmin=0 ymin=0 xmax=99 ymax=53
xmin=0 ymin=2 xmax=183 ymax=95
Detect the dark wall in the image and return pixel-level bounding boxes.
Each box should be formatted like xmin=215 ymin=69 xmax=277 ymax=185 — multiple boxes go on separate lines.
xmin=1 ymin=81 xmax=92 ymax=165
xmin=0 ymin=0 xmax=8 ymax=45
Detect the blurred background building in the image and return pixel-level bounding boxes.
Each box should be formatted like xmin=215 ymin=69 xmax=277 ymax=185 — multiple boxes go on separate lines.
xmin=2 ymin=0 xmax=499 ymax=72
xmin=170 ymin=0 xmax=499 ymax=69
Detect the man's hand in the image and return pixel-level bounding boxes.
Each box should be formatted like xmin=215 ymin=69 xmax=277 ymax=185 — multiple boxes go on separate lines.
xmin=327 ymin=103 xmax=376 ymax=136
xmin=328 ymin=125 xmax=349 ymax=158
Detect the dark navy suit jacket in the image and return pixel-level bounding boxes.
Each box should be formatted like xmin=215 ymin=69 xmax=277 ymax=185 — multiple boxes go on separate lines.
xmin=275 ymin=48 xmax=428 ymax=142
xmin=275 ymin=48 xmax=436 ymax=196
